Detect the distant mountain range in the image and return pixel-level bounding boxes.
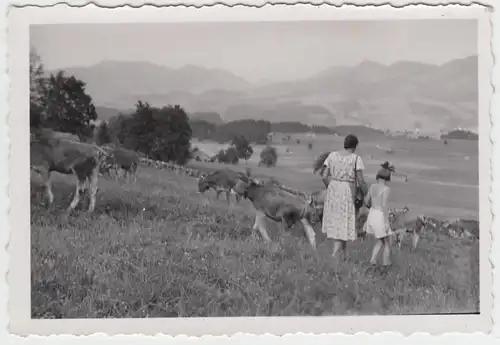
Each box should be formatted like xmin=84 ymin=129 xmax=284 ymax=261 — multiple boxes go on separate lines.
xmin=56 ymin=56 xmax=478 ymax=132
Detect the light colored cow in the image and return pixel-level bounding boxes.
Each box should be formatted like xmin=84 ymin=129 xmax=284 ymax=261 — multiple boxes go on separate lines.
xmin=30 ymin=128 xmax=109 ymax=213
xmin=232 ymin=174 xmax=317 ymax=249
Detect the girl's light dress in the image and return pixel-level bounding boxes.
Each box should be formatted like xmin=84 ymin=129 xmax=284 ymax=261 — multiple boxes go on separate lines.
xmin=321 ymin=151 xmax=365 ymax=242
xmin=364 ymin=184 xmax=393 ymax=239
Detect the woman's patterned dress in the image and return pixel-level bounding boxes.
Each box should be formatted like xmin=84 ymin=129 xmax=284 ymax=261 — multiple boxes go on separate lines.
xmin=321 ymin=151 xmax=365 ymax=241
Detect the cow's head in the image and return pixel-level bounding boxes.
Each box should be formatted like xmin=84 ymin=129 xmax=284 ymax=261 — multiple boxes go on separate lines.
xmin=232 ymin=173 xmax=261 ymax=199
xmin=198 ymin=183 xmax=210 ymax=194
xmin=197 ymin=175 xmax=212 ymax=194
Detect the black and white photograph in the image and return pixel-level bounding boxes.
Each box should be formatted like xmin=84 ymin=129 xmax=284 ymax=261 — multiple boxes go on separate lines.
xmin=7 ymin=3 xmax=493 ymax=336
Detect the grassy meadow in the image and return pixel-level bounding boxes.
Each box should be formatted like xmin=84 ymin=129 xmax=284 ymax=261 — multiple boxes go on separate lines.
xmin=31 ymin=135 xmax=480 ymax=318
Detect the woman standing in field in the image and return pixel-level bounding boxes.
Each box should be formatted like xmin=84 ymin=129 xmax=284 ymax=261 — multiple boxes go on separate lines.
xmin=320 ymin=134 xmax=368 ymax=260
xmin=363 ymin=164 xmax=394 ymax=270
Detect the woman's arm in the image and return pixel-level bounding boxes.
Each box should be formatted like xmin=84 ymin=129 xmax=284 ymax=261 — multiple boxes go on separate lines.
xmin=322 ymin=166 xmax=331 ymax=188
xmin=321 ymin=155 xmax=331 ymax=188
xmin=356 ymin=170 xmax=369 ymax=196
xmin=364 ymin=186 xmax=372 ymax=208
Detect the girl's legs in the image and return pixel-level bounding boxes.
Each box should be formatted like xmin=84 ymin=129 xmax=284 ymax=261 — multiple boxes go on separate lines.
xmin=382 ymin=236 xmax=392 ymax=266
xmin=332 ymin=240 xmax=347 ymax=261
xmin=370 ymin=239 xmax=383 ymax=265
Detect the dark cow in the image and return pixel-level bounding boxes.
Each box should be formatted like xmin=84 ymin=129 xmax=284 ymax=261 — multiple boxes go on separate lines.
xmin=197 ymin=169 xmax=244 ymax=204
xmin=105 ymin=147 xmax=139 ymax=183
xmin=30 ymin=128 xmax=109 ymax=212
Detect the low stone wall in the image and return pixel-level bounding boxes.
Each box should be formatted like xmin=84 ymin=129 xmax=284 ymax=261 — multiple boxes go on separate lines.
xmin=139 ymin=157 xmax=208 ymax=179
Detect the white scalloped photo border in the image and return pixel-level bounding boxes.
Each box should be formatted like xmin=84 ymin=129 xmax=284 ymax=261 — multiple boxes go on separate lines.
xmin=2 ymin=0 xmax=498 ymax=343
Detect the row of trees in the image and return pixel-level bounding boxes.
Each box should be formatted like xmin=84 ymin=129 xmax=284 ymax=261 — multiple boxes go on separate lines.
xmin=190 ymin=118 xmax=338 ymax=145
xmin=441 ymin=129 xmax=479 ymax=140
xmin=214 ymin=143 xmax=278 ymax=167
xmin=97 ymin=102 xmax=280 ymax=167
xmin=191 ymin=119 xmax=271 ymax=145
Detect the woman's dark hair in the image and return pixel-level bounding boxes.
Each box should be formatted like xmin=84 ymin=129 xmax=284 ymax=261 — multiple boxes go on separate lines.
xmin=344 ymin=134 xmax=359 ymax=150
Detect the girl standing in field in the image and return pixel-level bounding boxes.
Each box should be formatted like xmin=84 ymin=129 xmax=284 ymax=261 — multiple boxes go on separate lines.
xmin=363 ymin=163 xmax=395 ymax=269
xmin=320 ymin=134 xmax=368 ymax=261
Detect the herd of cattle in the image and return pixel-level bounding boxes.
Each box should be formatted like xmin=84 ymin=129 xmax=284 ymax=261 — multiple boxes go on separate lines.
xmin=30 ymin=128 xmax=479 ymax=251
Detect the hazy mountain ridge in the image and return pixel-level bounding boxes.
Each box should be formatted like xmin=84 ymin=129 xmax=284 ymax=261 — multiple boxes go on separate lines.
xmin=56 ymin=56 xmax=478 ymax=132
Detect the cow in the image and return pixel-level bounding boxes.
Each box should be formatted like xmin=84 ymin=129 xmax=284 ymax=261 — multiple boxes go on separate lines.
xmin=197 ymin=169 xmax=244 ymax=204
xmin=442 ymin=218 xmax=479 ymax=239
xmin=104 ymin=147 xmax=140 ymax=183
xmin=99 ymin=158 xmax=119 ymax=179
xmin=389 ymin=207 xmax=427 ymax=250
xmin=232 ymin=174 xmax=317 ymax=249
xmin=30 ymin=128 xmax=109 ymax=213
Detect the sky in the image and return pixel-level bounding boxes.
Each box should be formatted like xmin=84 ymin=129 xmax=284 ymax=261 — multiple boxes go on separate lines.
xmin=30 ymin=19 xmax=477 ymax=83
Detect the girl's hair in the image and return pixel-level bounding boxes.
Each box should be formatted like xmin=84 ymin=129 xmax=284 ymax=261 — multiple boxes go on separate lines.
xmin=376 ymin=168 xmax=391 ymax=182
xmin=376 ymin=174 xmax=391 ymax=182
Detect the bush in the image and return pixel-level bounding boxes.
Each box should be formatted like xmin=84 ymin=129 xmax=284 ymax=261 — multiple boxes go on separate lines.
xmin=232 ymin=135 xmax=254 ymax=161
xmin=216 ymin=147 xmax=240 ymax=165
xmin=95 ymin=122 xmax=111 ymax=146
xmin=259 ymin=146 xmax=278 ymax=167
xmin=111 ymin=102 xmax=193 ymax=165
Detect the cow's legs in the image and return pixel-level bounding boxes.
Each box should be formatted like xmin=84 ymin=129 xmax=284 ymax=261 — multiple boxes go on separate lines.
xmin=396 ymin=229 xmax=406 ymax=249
xmin=67 ymin=177 xmax=85 ymax=212
xmin=230 ymin=189 xmax=240 ymax=204
xmin=411 ymin=231 xmax=420 ymax=250
xmin=300 ymin=218 xmax=317 ymax=249
xmin=225 ymin=190 xmax=231 ymax=205
xmin=43 ymin=170 xmax=54 ymax=205
xmin=254 ymin=211 xmax=271 ymax=242
xmin=114 ymin=167 xmax=122 ymax=180
xmin=215 ymin=189 xmax=222 ymax=200
xmin=87 ymin=168 xmax=99 ymax=212
xmin=109 ymin=166 xmax=117 ymax=179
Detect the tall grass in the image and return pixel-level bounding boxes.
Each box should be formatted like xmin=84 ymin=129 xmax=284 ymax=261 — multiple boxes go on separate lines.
xmin=31 ymin=167 xmax=479 ymax=318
